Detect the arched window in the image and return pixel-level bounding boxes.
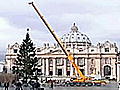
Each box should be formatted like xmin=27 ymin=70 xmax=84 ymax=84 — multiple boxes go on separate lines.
xmin=104 ymin=65 xmax=111 ymax=76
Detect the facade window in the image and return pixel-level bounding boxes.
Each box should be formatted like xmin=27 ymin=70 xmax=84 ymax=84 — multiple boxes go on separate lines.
xmin=91 ymin=49 xmax=94 ymax=52
xmin=66 ymin=44 xmax=71 ymax=48
xmin=49 ymin=71 xmax=53 ymax=76
xmin=77 ymin=44 xmax=82 ymax=46
xmin=49 ymin=59 xmax=53 ymax=66
xmin=115 ymin=48 xmax=118 ymax=52
xmin=118 ymin=57 xmax=120 ymax=62
xmin=58 ymin=69 xmax=62 ymax=76
xmin=105 ymin=48 xmax=109 ymax=52
xmin=78 ymin=58 xmax=84 ymax=66
xmin=104 ymin=65 xmax=111 ymax=76
xmin=105 ymin=59 xmax=110 ymax=64
xmin=67 ymin=71 xmax=70 ymax=76
xmin=14 ymin=49 xmax=17 ymax=53
xmin=67 ymin=50 xmax=70 ymax=52
xmin=95 ymin=68 xmax=96 ymax=74
xmin=67 ymin=60 xmax=70 ymax=67
xmin=79 ymin=48 xmax=83 ymax=52
xmin=57 ymin=58 xmax=62 ymax=65
xmin=83 ymin=37 xmax=85 ymax=39
xmin=67 ymin=60 xmax=70 ymax=64
xmin=68 ymin=44 xmax=71 ymax=47
xmin=37 ymin=69 xmax=42 ymax=75
xmin=50 ymin=60 xmax=52 ymax=64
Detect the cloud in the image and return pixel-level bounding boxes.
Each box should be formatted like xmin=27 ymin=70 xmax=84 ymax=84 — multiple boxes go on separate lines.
xmin=0 ymin=0 xmax=120 ymax=60
xmin=0 ymin=17 xmax=24 ymax=46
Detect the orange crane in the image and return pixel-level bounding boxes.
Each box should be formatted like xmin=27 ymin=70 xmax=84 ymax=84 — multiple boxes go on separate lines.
xmin=29 ymin=2 xmax=107 ymax=86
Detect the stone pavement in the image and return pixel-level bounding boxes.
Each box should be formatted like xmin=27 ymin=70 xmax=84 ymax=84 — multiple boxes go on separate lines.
xmin=0 ymin=87 xmax=29 ymax=90
xmin=0 ymin=82 xmax=118 ymax=90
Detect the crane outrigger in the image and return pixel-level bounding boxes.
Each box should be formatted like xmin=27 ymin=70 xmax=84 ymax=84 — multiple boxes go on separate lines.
xmin=29 ymin=2 xmax=107 ymax=86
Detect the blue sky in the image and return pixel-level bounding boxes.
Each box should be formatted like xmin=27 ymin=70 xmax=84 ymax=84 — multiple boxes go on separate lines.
xmin=0 ymin=0 xmax=120 ymax=60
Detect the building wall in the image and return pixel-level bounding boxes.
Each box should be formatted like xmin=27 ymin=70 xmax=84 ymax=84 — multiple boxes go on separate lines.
xmin=6 ymin=41 xmax=118 ymax=79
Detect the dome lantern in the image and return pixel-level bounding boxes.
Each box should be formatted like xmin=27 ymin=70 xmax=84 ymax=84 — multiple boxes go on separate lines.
xmin=70 ymin=23 xmax=78 ymax=32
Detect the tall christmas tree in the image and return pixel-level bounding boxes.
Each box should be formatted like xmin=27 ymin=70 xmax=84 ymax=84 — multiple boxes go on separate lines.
xmin=13 ymin=28 xmax=39 ymax=84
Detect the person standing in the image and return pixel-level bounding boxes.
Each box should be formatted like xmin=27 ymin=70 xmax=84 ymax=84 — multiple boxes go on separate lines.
xmin=4 ymin=82 xmax=7 ymax=90
xmin=7 ymin=82 xmax=9 ymax=90
xmin=34 ymin=80 xmax=40 ymax=90
xmin=29 ymin=80 xmax=34 ymax=90
xmin=51 ymin=82 xmax=53 ymax=89
xmin=51 ymin=80 xmax=54 ymax=89
xmin=4 ymin=82 xmax=9 ymax=90
xmin=15 ymin=81 xmax=23 ymax=90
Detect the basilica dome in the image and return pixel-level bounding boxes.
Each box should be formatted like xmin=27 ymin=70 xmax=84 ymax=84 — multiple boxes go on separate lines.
xmin=61 ymin=23 xmax=91 ymax=44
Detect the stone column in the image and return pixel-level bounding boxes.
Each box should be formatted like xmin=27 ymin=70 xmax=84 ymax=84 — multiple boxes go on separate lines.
xmin=99 ymin=58 xmax=101 ymax=75
xmin=75 ymin=58 xmax=77 ymax=75
xmin=64 ymin=58 xmax=67 ymax=76
xmin=98 ymin=58 xmax=100 ymax=75
xmin=70 ymin=63 xmax=73 ymax=76
xmin=42 ymin=59 xmax=45 ymax=75
xmin=46 ymin=58 xmax=49 ymax=76
xmin=7 ymin=59 xmax=11 ymax=73
xmin=53 ymin=58 xmax=56 ymax=76
xmin=85 ymin=58 xmax=87 ymax=76
xmin=113 ymin=58 xmax=116 ymax=78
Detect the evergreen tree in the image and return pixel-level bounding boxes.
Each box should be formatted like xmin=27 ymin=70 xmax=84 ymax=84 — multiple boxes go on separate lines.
xmin=13 ymin=28 xmax=38 ymax=84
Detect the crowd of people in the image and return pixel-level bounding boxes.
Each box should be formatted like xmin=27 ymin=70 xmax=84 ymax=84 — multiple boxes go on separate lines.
xmin=1 ymin=79 xmax=55 ymax=90
xmin=29 ymin=79 xmax=53 ymax=90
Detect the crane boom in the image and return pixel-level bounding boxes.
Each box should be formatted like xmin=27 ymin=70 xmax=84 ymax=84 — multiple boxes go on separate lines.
xmin=29 ymin=2 xmax=86 ymax=80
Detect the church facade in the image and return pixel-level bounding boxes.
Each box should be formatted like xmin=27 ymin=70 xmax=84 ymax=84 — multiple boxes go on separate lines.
xmin=6 ymin=23 xmax=118 ymax=80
